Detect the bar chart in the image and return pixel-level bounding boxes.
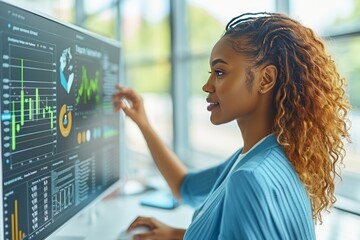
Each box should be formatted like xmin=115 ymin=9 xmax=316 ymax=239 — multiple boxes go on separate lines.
xmin=2 ymin=42 xmax=57 ymax=169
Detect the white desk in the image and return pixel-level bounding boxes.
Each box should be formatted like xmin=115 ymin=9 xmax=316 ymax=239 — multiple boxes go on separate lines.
xmin=53 ymin=192 xmax=194 ymax=240
xmin=53 ymin=191 xmax=360 ymax=240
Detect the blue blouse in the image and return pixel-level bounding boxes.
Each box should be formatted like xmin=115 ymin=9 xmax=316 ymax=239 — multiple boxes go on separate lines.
xmin=180 ymin=135 xmax=315 ymax=240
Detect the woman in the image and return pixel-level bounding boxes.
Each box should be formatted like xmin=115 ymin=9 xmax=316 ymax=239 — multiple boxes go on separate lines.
xmin=112 ymin=12 xmax=351 ymax=239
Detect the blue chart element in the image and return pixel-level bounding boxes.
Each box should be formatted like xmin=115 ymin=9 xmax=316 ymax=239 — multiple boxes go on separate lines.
xmin=59 ymin=48 xmax=74 ymax=93
xmin=1 ymin=113 xmax=11 ymax=121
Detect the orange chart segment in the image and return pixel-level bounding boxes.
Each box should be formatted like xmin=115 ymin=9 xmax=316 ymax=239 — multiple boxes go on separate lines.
xmin=11 ymin=200 xmax=26 ymax=240
xmin=59 ymin=104 xmax=72 ymax=137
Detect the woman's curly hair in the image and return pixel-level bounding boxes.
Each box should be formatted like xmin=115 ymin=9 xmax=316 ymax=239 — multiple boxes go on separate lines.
xmin=224 ymin=12 xmax=351 ymax=223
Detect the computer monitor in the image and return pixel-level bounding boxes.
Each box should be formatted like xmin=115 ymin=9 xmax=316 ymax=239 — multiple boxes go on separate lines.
xmin=0 ymin=1 xmax=122 ymax=239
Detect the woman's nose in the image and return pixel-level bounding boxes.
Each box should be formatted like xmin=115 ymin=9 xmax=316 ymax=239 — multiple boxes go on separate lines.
xmin=202 ymin=78 xmax=214 ymax=93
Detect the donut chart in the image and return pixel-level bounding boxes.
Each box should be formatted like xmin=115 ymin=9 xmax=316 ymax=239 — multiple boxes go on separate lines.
xmin=59 ymin=104 xmax=72 ymax=137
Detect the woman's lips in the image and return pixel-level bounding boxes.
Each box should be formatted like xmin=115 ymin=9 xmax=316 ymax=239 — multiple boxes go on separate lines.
xmin=207 ymin=102 xmax=219 ymax=111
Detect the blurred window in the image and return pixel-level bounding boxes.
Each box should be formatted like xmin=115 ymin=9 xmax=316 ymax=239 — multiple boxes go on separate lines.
xmin=11 ymin=0 xmax=75 ymax=23
xmin=120 ymin=0 xmax=172 ymax=176
xmin=289 ymin=0 xmax=357 ymax=35
xmin=84 ymin=8 xmax=117 ymax=39
xmin=186 ymin=0 xmax=276 ymax=165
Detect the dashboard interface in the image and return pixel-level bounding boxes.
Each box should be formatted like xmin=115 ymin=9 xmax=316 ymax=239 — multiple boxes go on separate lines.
xmin=0 ymin=1 xmax=121 ymax=239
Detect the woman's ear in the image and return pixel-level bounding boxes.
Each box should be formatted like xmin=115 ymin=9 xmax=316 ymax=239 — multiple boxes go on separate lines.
xmin=259 ymin=65 xmax=277 ymax=93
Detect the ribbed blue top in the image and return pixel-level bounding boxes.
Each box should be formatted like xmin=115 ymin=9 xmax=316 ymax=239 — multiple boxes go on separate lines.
xmin=180 ymin=134 xmax=315 ymax=240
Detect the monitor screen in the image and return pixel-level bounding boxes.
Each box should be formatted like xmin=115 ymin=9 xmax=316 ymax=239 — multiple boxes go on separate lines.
xmin=0 ymin=1 xmax=121 ymax=239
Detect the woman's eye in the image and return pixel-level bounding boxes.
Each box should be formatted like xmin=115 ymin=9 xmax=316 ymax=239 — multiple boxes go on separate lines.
xmin=208 ymin=70 xmax=224 ymax=77
xmin=214 ymin=70 xmax=224 ymax=77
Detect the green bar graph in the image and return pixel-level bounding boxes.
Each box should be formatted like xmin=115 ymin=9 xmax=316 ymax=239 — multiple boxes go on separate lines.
xmin=36 ymin=88 xmax=39 ymax=117
xmin=20 ymin=59 xmax=24 ymax=126
xmin=29 ymin=98 xmax=32 ymax=120
xmin=12 ymin=101 xmax=16 ymax=150
xmin=49 ymin=109 xmax=54 ymax=129
xmin=11 ymin=59 xmax=55 ymax=150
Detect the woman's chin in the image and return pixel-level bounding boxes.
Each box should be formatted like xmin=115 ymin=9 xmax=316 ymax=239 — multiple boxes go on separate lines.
xmin=210 ymin=114 xmax=234 ymax=125
xmin=210 ymin=116 xmax=223 ymax=125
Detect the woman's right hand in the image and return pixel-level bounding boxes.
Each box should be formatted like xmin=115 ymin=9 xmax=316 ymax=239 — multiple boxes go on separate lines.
xmin=112 ymin=84 xmax=149 ymax=129
xmin=113 ymin=84 xmax=188 ymax=199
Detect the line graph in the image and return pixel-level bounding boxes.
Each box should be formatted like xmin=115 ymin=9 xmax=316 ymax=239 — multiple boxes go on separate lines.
xmin=1 ymin=43 xmax=57 ymax=169
xmin=76 ymin=65 xmax=101 ymax=105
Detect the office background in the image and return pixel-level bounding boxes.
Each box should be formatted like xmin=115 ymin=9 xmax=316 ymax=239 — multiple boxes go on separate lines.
xmin=12 ymin=0 xmax=360 ymax=215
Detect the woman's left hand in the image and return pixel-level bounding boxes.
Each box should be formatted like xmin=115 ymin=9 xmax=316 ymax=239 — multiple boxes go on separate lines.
xmin=126 ymin=216 xmax=185 ymax=240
